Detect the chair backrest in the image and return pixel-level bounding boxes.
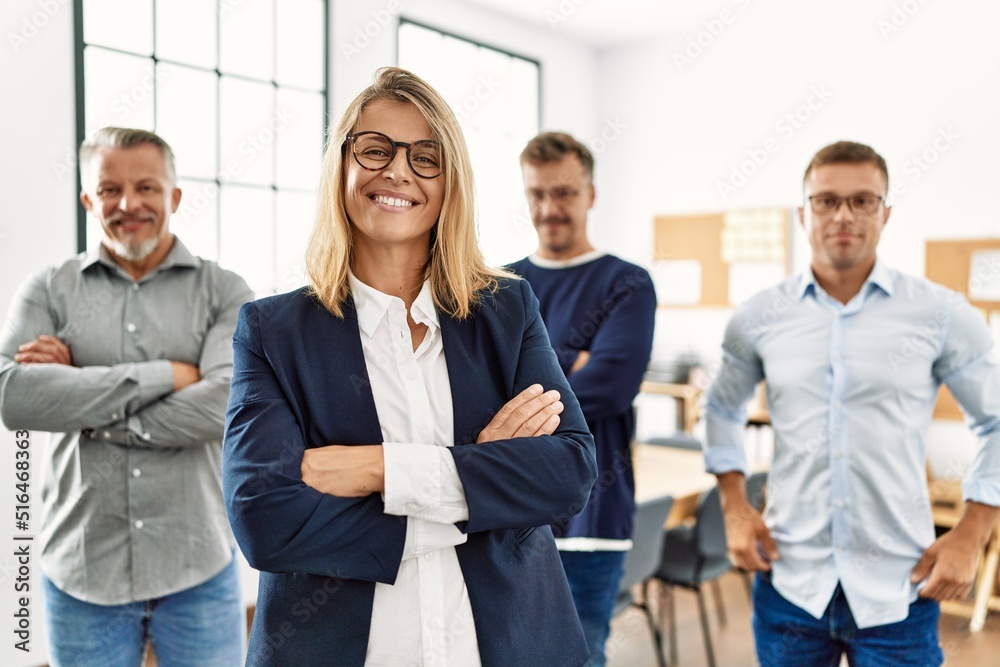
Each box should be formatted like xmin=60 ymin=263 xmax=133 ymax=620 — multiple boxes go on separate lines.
xmin=693 ymin=472 xmax=767 ymax=558
xmin=745 ymin=470 xmax=768 ymax=512
xmin=619 ymin=494 xmax=675 ymax=593
xmin=693 ymin=485 xmax=728 ymax=558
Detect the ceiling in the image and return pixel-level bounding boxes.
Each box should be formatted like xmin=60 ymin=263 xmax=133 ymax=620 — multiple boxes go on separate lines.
xmin=460 ymin=0 xmax=737 ymax=48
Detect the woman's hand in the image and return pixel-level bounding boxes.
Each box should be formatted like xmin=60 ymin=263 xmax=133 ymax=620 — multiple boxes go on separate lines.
xmin=301 ymin=445 xmax=385 ymax=497
xmin=477 ymin=384 xmax=564 ymax=444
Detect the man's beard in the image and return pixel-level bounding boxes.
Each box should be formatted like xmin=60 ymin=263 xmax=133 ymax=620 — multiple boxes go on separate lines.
xmin=109 ymin=234 xmax=160 ymax=261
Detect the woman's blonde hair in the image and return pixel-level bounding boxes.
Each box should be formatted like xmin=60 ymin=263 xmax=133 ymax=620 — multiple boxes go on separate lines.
xmin=305 ymin=67 xmax=509 ymax=319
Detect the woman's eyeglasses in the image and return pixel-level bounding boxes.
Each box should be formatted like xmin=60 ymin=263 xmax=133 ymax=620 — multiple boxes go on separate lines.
xmin=344 ymin=131 xmax=443 ymax=179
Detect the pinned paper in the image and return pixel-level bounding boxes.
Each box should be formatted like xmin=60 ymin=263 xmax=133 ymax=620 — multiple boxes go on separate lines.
xmin=651 ymin=260 xmax=702 ymax=305
xmin=721 ymin=208 xmax=786 ymax=263
xmin=968 ymin=250 xmax=1000 ymax=301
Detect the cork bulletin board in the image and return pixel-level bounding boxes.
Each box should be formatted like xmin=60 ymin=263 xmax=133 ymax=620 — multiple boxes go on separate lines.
xmin=653 ymin=209 xmax=791 ymax=307
xmin=653 ymin=213 xmax=730 ymax=306
xmin=925 ymin=239 xmax=1000 ymax=420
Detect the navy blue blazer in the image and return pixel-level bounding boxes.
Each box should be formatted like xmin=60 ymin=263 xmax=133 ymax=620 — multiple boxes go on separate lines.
xmin=223 ymin=278 xmax=598 ymax=667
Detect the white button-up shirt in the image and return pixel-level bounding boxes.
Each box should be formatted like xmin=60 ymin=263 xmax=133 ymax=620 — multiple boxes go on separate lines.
xmin=349 ymin=273 xmax=481 ymax=666
xmin=705 ymin=260 xmax=1000 ymax=629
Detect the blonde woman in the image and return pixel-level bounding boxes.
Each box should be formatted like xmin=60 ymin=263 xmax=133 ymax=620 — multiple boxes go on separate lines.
xmin=223 ymin=67 xmax=597 ymax=666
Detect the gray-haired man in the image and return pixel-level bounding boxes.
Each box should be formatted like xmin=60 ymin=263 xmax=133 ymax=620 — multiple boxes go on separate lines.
xmin=0 ymin=127 xmax=252 ymax=666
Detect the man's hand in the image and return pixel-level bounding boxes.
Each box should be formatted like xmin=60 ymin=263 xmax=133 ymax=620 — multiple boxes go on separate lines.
xmin=911 ymin=501 xmax=1000 ymax=601
xmin=717 ymin=471 xmax=779 ymax=571
xmin=569 ymin=350 xmax=591 ymax=374
xmin=170 ymin=362 xmax=201 ymax=391
xmin=477 ymin=384 xmax=563 ymax=444
xmin=14 ymin=335 xmax=72 ymax=365
xmin=301 ymin=444 xmax=385 ymax=497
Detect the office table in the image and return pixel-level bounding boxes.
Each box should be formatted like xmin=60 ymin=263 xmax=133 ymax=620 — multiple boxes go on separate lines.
xmin=632 ymin=443 xmax=769 ymax=528
xmin=639 ymin=382 xmax=702 ymax=433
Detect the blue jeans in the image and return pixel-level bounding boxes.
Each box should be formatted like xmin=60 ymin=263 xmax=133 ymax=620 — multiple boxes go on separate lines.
xmin=43 ymin=557 xmax=244 ymax=667
xmin=560 ymin=550 xmax=628 ymax=667
xmin=753 ymin=572 xmax=943 ymax=667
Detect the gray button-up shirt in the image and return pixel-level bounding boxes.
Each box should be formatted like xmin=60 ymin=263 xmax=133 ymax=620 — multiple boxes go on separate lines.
xmin=0 ymin=238 xmax=253 ymax=604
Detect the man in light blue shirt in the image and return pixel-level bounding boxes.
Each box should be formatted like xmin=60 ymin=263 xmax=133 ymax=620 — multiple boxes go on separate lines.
xmin=705 ymin=140 xmax=1000 ymax=666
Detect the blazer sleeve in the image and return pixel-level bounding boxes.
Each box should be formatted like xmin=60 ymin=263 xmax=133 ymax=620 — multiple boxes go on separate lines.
xmin=450 ymin=280 xmax=599 ymax=533
xmin=222 ymin=301 xmax=406 ymax=582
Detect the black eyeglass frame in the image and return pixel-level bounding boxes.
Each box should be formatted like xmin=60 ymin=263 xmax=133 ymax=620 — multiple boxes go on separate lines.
xmin=343 ymin=131 xmax=444 ymax=179
xmin=806 ymin=193 xmax=888 ymax=215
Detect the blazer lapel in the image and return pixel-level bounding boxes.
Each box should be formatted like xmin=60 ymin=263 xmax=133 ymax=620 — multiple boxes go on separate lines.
xmin=299 ymin=295 xmax=383 ymax=446
xmin=440 ymin=312 xmax=507 ymax=446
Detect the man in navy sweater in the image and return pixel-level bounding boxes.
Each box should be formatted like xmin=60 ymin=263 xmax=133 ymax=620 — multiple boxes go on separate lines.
xmin=509 ymin=132 xmax=657 ymax=666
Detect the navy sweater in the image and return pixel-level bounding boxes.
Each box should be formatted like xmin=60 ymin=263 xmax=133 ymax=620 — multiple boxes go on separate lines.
xmin=509 ymin=254 xmax=656 ymax=542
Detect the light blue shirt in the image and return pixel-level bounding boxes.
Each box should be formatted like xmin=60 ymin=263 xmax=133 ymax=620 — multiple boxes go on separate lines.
xmin=705 ymin=259 xmax=1000 ymax=629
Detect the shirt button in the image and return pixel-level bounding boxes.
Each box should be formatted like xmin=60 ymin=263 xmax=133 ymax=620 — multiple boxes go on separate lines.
xmin=835 ymin=451 xmax=843 ymax=459
xmin=102 ymin=431 xmax=111 ymax=439
xmin=835 ymin=499 xmax=845 ymax=508
xmin=834 ymin=400 xmax=842 ymax=408
xmin=423 ymin=553 xmax=433 ymax=561
xmin=111 ymin=412 xmax=119 ymax=420
xmin=141 ymin=432 xmax=151 ymax=441
xmin=134 ymin=520 xmax=144 ymax=529
xmin=126 ymin=323 xmax=137 ymax=333
xmin=132 ymin=468 xmax=142 ymax=478
xmin=132 ymin=283 xmax=140 ymax=291
xmin=837 ymin=546 xmax=845 ymax=553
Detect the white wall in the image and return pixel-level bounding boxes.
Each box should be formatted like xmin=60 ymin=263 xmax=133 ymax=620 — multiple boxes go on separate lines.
xmin=594 ymin=0 xmax=1000 ymax=270
xmin=594 ymin=0 xmax=1000 ymax=468
xmin=1 ymin=2 xmax=77 ymax=664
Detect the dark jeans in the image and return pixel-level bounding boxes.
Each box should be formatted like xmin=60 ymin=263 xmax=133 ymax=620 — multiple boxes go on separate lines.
xmin=753 ymin=571 xmax=943 ymax=667
xmin=560 ymin=550 xmax=628 ymax=667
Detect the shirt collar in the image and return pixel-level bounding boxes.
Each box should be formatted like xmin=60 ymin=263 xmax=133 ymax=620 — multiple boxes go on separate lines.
xmin=866 ymin=258 xmax=894 ymax=297
xmin=796 ymin=257 xmax=894 ymax=300
xmin=348 ymin=271 xmax=439 ymax=338
xmin=79 ymin=235 xmax=199 ymax=275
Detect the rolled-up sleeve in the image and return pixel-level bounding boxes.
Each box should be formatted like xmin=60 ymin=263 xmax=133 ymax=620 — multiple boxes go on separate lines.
xmin=934 ymin=299 xmax=1000 ymax=506
xmin=704 ymin=306 xmax=765 ymax=476
xmin=0 ymin=270 xmax=175 ymax=432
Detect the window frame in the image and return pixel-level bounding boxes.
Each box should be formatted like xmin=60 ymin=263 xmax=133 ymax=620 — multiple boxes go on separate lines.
xmin=395 ymin=17 xmax=542 ymax=132
xmin=72 ymin=0 xmax=331 ymax=268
